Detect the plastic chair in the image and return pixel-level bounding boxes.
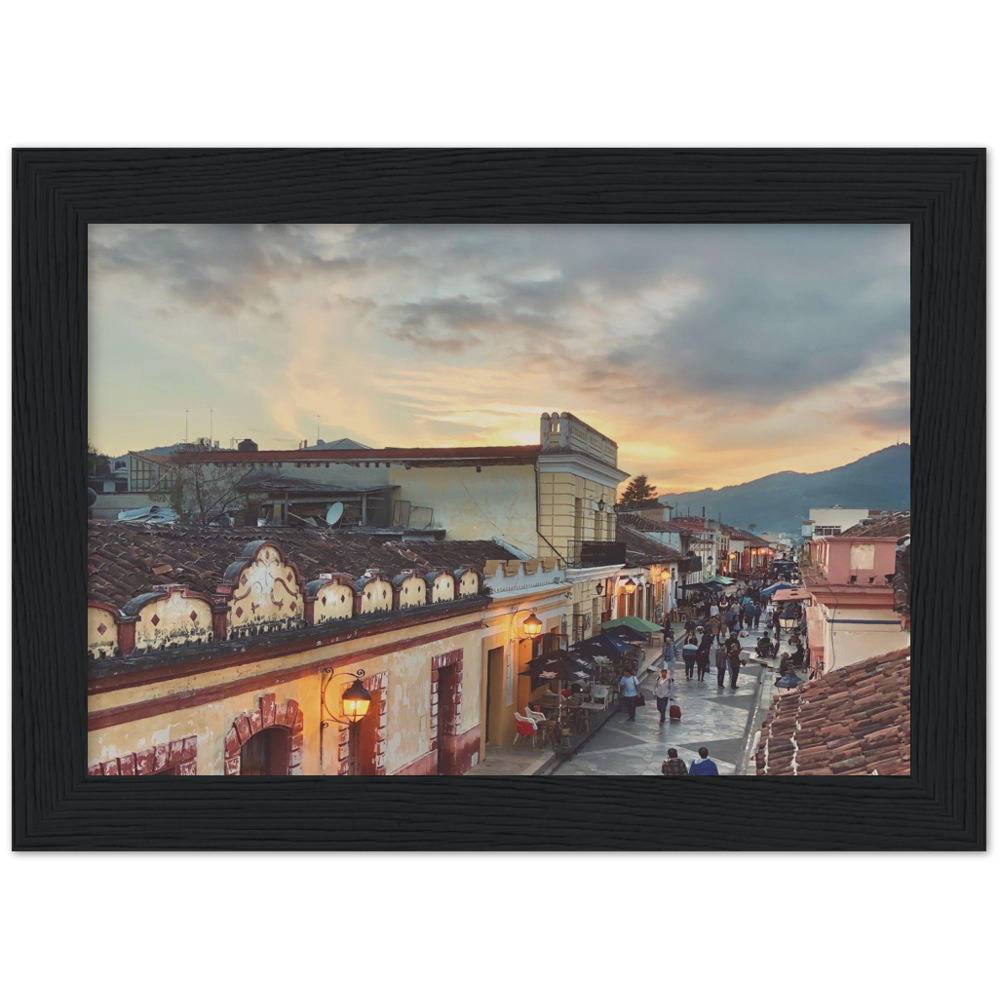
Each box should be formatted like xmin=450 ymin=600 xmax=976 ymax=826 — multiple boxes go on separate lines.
xmin=524 ymin=705 xmax=547 ymax=726
xmin=513 ymin=713 xmax=538 ymax=749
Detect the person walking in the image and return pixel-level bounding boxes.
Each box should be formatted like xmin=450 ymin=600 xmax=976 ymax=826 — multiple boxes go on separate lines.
xmin=653 ymin=666 xmax=675 ymax=725
xmin=662 ymin=630 xmax=676 ymax=673
xmin=715 ymin=639 xmax=728 ymax=687
xmin=726 ymin=606 xmax=738 ymax=634
xmin=752 ymin=601 xmax=762 ymax=630
xmin=738 ymin=603 xmax=746 ymax=630
xmin=689 ymin=747 xmax=720 ymax=775
xmin=619 ymin=667 xmax=640 ymax=723
xmin=661 ymin=748 xmax=689 ymax=776
xmin=696 ymin=631 xmax=712 ymax=682
xmin=709 ymin=613 xmax=722 ymax=645
xmin=726 ymin=637 xmax=743 ymax=689
xmin=771 ymin=606 xmax=781 ymax=639
xmin=681 ymin=633 xmax=699 ymax=680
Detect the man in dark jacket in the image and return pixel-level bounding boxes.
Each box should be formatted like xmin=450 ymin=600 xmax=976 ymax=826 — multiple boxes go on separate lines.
xmin=661 ymin=748 xmax=688 ymax=776
xmin=726 ymin=637 xmax=743 ymax=689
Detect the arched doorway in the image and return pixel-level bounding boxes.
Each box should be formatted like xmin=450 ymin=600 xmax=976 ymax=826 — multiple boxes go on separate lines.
xmin=240 ymin=726 xmax=292 ymax=776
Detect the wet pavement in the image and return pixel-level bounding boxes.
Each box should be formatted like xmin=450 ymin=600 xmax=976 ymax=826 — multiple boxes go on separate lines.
xmin=553 ymin=619 xmax=785 ymax=775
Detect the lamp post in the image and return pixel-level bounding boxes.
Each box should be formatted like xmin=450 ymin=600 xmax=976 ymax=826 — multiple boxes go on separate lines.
xmin=319 ymin=667 xmax=373 ymax=773
xmin=778 ymin=606 xmax=797 ymax=631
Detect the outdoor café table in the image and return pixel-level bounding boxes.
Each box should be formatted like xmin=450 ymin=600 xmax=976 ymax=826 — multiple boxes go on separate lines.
xmin=575 ymin=701 xmax=603 ymax=731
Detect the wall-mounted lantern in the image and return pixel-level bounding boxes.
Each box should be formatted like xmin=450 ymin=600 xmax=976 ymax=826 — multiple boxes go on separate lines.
xmin=522 ymin=611 xmax=544 ymax=639
xmin=623 ymin=577 xmax=637 ymax=595
xmin=319 ymin=667 xmax=373 ymax=770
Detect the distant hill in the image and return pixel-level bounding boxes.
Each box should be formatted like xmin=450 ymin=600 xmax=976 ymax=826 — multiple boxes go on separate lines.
xmin=657 ymin=444 xmax=910 ymax=536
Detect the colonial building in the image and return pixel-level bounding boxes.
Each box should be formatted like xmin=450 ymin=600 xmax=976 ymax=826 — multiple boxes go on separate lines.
xmin=721 ymin=526 xmax=774 ymax=575
xmin=800 ymin=511 xmax=911 ymax=673
xmin=614 ymin=513 xmax=686 ymax=617
xmin=87 ymin=522 xmax=553 ymax=776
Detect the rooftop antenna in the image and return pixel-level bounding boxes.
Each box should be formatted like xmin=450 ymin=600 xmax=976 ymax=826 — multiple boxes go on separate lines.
xmin=185 ymin=409 xmax=188 ymax=443
xmin=210 ymin=406 xmax=213 ymax=445
xmin=317 ymin=413 xmax=321 ymax=445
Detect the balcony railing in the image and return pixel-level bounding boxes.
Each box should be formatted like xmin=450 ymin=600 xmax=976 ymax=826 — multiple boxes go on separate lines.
xmin=567 ymin=539 xmax=627 ymax=568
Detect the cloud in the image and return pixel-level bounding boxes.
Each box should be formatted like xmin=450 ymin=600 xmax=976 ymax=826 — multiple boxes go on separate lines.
xmin=89 ymin=223 xmax=910 ymax=489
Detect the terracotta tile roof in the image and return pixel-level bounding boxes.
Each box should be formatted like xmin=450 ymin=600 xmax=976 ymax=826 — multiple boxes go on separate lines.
xmin=839 ymin=511 xmax=911 ymax=538
xmin=615 ymin=523 xmax=683 ymax=565
xmin=755 ymin=647 xmax=910 ymax=776
xmin=88 ymin=521 xmax=515 ymax=609
xmin=616 ymin=512 xmax=676 ymax=533
xmin=175 ymin=445 xmax=541 ymax=465
xmin=723 ymin=525 xmax=771 ymax=545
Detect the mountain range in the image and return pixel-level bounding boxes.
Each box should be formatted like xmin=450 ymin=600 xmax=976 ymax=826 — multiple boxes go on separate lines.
xmin=656 ymin=444 xmax=910 ymax=536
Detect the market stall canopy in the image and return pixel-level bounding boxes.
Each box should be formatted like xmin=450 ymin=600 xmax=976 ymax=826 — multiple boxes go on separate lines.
xmin=601 ymin=615 xmax=663 ymax=635
xmin=762 ymin=581 xmax=795 ymax=596
xmin=708 ymin=575 xmax=737 ymax=585
xmin=520 ymin=649 xmax=598 ymax=683
xmin=575 ymin=632 xmax=633 ymax=657
xmin=680 ymin=581 xmax=724 ymax=593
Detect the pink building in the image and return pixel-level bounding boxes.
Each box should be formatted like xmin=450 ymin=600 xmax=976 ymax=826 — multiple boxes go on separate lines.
xmin=801 ymin=512 xmax=910 ymax=673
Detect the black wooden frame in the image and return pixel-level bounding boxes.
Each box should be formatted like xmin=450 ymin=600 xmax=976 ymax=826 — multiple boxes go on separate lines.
xmin=12 ymin=149 xmax=985 ymax=850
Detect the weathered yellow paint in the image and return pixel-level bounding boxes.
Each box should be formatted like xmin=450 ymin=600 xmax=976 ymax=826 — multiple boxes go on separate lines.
xmin=88 ymin=607 xmax=119 ymax=658
xmin=134 ymin=590 xmax=214 ymax=651
xmin=398 ymin=576 xmax=427 ymax=609
xmin=430 ymin=574 xmax=455 ymax=603
xmin=228 ymin=543 xmax=303 ymax=634
xmin=88 ymin=609 xmax=488 ymax=776
xmin=361 ymin=578 xmax=393 ymax=614
xmin=313 ymin=581 xmax=355 ymax=623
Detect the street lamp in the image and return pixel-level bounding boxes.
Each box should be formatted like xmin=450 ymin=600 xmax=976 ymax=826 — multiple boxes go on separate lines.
xmin=596 ymin=498 xmax=606 ymax=512
xmin=778 ymin=606 xmax=797 ymax=631
xmin=319 ymin=667 xmax=373 ymax=771
xmin=623 ymin=577 xmax=637 ymax=595
xmin=522 ymin=611 xmax=544 ymax=638
xmin=660 ymin=569 xmax=671 ymax=581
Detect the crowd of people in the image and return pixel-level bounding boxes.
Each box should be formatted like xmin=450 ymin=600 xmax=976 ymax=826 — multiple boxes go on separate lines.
xmin=615 ymin=568 xmax=811 ymax=776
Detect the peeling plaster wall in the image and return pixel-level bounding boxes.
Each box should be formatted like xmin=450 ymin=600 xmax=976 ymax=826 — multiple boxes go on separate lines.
xmin=88 ymin=607 xmax=119 ymax=658
xmin=88 ymin=609 xmax=488 ymax=776
xmin=134 ymin=591 xmax=214 ymax=651
xmin=360 ymin=578 xmax=393 ymax=614
xmin=228 ymin=544 xmax=304 ymax=635
xmin=430 ymin=574 xmax=455 ymax=603
xmin=313 ymin=581 xmax=355 ymax=623
xmin=398 ymin=577 xmax=426 ymax=609
xmin=389 ymin=464 xmax=538 ymax=552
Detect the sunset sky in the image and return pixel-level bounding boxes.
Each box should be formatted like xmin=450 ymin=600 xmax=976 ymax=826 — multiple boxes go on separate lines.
xmin=89 ymin=223 xmax=910 ymax=492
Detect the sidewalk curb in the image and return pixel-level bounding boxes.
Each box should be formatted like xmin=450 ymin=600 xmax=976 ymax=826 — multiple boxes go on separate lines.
xmin=736 ymin=661 xmax=774 ymax=774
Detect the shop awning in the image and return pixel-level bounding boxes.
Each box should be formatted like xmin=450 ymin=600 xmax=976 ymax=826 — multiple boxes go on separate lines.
xmin=601 ymin=615 xmax=663 ymax=634
xmin=520 ymin=649 xmax=598 ymax=682
xmin=575 ymin=632 xmax=633 ymax=657
xmin=762 ymin=581 xmax=795 ymax=596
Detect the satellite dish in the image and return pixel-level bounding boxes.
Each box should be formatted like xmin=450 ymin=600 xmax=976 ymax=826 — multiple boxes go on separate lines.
xmin=326 ymin=502 xmax=344 ymax=526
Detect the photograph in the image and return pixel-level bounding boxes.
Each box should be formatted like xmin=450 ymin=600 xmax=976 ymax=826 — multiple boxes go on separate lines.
xmin=86 ymin=222 xmax=911 ymax=779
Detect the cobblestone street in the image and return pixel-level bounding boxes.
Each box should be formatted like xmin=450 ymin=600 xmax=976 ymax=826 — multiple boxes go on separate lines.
xmin=554 ymin=628 xmax=773 ymax=776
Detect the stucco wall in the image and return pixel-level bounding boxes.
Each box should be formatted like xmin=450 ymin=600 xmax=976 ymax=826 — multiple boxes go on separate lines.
xmin=88 ymin=610 xmax=486 ymax=776
xmin=537 ymin=472 xmax=616 ymax=562
xmin=88 ymin=607 xmax=119 ymax=658
xmin=134 ymin=590 xmax=215 ymax=652
xmin=389 ymin=464 xmax=539 ymax=552
xmin=823 ymin=616 xmax=910 ymax=672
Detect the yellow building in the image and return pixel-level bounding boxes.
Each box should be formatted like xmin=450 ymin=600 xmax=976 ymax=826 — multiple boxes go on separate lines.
xmin=87 ymin=522 xmax=528 ymax=776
